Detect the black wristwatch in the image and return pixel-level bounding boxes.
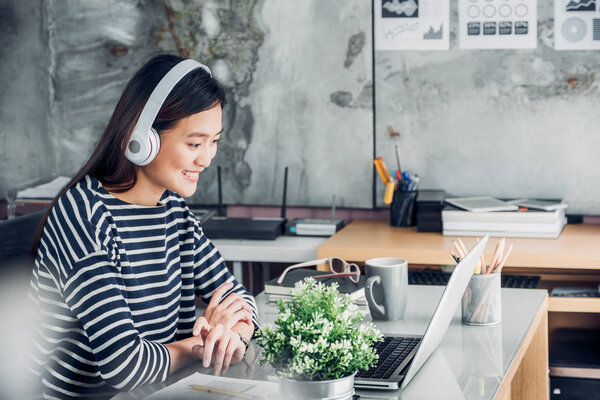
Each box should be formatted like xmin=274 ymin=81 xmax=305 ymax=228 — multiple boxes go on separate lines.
xmin=238 ymin=333 xmax=250 ymax=350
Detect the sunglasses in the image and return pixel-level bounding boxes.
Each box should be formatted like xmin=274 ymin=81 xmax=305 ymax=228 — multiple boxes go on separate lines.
xmin=277 ymin=257 xmax=361 ymax=285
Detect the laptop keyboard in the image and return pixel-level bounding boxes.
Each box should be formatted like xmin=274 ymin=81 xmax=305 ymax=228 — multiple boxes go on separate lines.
xmin=356 ymin=336 xmax=421 ymax=380
xmin=408 ymin=269 xmax=541 ymax=289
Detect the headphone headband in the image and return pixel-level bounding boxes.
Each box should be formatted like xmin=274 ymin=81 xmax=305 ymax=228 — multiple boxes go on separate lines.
xmin=125 ymin=59 xmax=212 ymax=166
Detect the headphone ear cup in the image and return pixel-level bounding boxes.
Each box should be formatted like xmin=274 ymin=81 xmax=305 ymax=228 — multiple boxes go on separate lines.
xmin=147 ymin=128 xmax=161 ymax=163
xmin=125 ymin=128 xmax=160 ymax=166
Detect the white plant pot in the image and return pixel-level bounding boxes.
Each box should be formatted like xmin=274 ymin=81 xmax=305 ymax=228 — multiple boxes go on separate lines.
xmin=279 ymin=373 xmax=355 ymax=400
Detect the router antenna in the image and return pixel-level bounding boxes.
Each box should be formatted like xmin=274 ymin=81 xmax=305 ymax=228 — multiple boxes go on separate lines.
xmin=217 ymin=166 xmax=224 ymax=217
xmin=281 ymin=166 xmax=288 ymax=219
xmin=331 ymin=195 xmax=336 ymax=221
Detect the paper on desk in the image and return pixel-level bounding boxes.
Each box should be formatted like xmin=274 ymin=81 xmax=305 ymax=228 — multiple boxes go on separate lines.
xmin=145 ymin=372 xmax=279 ymax=400
xmin=16 ymin=176 xmax=71 ymax=199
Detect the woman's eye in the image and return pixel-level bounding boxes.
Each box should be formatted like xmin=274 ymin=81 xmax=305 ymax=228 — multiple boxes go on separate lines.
xmin=212 ymin=139 xmax=220 ymax=145
xmin=189 ymin=143 xmax=201 ymax=149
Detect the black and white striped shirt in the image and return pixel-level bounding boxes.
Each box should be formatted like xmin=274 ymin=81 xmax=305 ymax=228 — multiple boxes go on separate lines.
xmin=28 ymin=175 xmax=258 ymax=399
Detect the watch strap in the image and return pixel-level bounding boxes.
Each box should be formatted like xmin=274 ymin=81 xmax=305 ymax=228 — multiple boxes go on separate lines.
xmin=238 ymin=333 xmax=250 ymax=350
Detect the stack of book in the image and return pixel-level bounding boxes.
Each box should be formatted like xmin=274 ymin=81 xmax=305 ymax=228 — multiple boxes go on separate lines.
xmin=263 ymin=268 xmax=366 ymax=305
xmin=442 ymin=203 xmax=567 ymax=238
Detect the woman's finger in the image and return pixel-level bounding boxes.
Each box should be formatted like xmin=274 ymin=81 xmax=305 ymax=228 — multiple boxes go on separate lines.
xmin=192 ymin=316 xmax=210 ymax=337
xmin=223 ymin=311 xmax=253 ymax=328
xmin=215 ymin=298 xmax=251 ymax=317
xmin=202 ymin=325 xmax=224 ymax=368
xmin=212 ymin=332 xmax=232 ymax=376
xmin=192 ymin=344 xmax=204 ymax=359
xmin=215 ymin=292 xmax=243 ymax=309
xmin=207 ymin=282 xmax=234 ymax=309
xmin=221 ymin=336 xmax=240 ymax=374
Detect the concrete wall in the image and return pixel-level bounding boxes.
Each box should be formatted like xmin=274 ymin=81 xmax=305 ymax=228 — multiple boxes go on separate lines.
xmin=375 ymin=2 xmax=600 ymax=214
xmin=2 ymin=1 xmax=600 ymax=213
xmin=0 ymin=0 xmax=373 ymax=208
xmin=0 ymin=1 xmax=53 ymax=196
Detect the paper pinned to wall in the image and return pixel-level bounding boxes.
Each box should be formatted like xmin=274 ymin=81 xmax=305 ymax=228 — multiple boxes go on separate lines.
xmin=459 ymin=0 xmax=538 ymax=49
xmin=375 ymin=0 xmax=450 ymax=50
xmin=555 ymin=0 xmax=600 ymax=50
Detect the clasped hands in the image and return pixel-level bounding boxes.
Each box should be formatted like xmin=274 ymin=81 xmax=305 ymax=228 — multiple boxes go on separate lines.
xmin=190 ymin=282 xmax=254 ymax=375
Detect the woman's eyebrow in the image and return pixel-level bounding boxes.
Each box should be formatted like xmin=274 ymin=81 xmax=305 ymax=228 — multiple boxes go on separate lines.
xmin=186 ymin=129 xmax=223 ymax=138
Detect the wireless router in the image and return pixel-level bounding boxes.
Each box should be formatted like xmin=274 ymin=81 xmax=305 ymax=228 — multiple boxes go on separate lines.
xmin=201 ymin=166 xmax=288 ymax=240
xmin=286 ymin=195 xmax=345 ymax=237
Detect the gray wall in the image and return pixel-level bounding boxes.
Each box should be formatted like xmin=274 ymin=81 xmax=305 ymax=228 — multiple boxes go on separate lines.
xmin=0 ymin=0 xmax=373 ymax=208
xmin=0 ymin=1 xmax=53 ymax=194
xmin=375 ymin=2 xmax=600 ymax=214
xmin=2 ymin=1 xmax=600 ymax=213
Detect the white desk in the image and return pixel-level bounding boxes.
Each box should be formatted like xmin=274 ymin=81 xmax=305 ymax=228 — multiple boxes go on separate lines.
xmin=211 ymin=236 xmax=326 ymax=283
xmin=125 ymin=285 xmax=548 ymax=400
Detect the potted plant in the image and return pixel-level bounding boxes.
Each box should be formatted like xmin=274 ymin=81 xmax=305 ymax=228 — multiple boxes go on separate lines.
xmin=256 ymin=278 xmax=382 ymax=400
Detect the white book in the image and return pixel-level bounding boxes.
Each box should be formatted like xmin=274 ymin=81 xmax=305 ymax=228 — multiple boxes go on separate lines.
xmin=442 ymin=207 xmax=564 ymax=224
xmin=443 ymin=218 xmax=566 ymax=239
xmin=444 ymin=196 xmax=519 ymax=212
xmin=443 ymin=217 xmax=567 ymax=233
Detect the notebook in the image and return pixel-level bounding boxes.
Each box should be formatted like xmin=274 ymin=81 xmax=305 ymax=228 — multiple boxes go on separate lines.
xmin=354 ymin=235 xmax=488 ymax=390
xmin=264 ymin=268 xmax=365 ymax=302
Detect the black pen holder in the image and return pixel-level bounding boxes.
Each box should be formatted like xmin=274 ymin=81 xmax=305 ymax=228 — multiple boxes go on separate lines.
xmin=390 ymin=190 xmax=418 ymax=227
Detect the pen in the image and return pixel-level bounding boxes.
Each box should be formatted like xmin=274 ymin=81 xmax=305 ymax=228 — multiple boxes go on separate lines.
xmin=402 ymin=171 xmax=411 ymax=191
xmin=189 ymin=384 xmax=263 ymax=399
xmin=384 ymin=181 xmax=395 ymax=204
xmin=395 ymin=145 xmax=402 ymax=177
xmin=408 ymin=175 xmax=420 ymax=191
xmin=373 ymin=157 xmax=392 ymax=183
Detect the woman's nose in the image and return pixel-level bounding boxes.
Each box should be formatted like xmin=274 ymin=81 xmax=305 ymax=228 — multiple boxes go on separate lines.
xmin=194 ymin=147 xmax=212 ymax=168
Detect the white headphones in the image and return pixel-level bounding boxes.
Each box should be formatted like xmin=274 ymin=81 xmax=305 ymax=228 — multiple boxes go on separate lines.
xmin=125 ymin=59 xmax=212 ymax=166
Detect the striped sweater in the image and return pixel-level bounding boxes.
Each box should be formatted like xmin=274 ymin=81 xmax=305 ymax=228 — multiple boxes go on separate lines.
xmin=28 ymin=175 xmax=258 ymax=399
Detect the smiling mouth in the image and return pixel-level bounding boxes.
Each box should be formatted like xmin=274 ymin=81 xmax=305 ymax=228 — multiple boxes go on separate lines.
xmin=182 ymin=170 xmax=200 ymax=179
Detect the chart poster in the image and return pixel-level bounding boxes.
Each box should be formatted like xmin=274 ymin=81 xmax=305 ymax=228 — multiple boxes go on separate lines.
xmin=555 ymin=0 xmax=600 ymax=50
xmin=459 ymin=0 xmax=538 ymax=49
xmin=375 ymin=0 xmax=450 ymax=50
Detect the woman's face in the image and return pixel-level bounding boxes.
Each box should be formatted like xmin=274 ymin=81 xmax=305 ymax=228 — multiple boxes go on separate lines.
xmin=140 ymin=105 xmax=222 ymax=199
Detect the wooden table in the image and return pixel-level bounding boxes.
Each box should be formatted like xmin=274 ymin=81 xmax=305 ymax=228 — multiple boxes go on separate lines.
xmin=317 ymin=220 xmax=600 ymax=314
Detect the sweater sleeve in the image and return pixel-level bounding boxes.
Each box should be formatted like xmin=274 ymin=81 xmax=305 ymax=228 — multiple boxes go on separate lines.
xmin=62 ymin=250 xmax=171 ymax=390
xmin=192 ymin=226 xmax=259 ymax=330
xmin=44 ymin=187 xmax=171 ymax=391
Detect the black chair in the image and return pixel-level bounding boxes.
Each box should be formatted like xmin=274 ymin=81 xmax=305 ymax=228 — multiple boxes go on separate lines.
xmin=0 ymin=210 xmax=46 ymax=283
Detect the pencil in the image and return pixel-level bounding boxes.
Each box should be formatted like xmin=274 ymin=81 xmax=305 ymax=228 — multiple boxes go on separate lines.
xmin=488 ymin=238 xmax=505 ymax=274
xmin=476 ymin=237 xmax=486 ymax=274
xmin=450 ymin=248 xmax=460 ymax=263
xmin=453 ymin=241 xmax=466 ymax=259
xmin=189 ymin=384 xmax=262 ymax=399
xmin=494 ymin=243 xmax=513 ymax=273
xmin=456 ymin=238 xmax=468 ymax=257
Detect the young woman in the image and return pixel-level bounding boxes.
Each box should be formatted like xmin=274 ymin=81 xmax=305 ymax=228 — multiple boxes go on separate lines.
xmin=28 ymin=53 xmax=257 ymax=399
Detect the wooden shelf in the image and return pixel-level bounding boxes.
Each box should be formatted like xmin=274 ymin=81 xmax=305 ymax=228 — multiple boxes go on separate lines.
xmin=549 ymin=297 xmax=600 ymax=313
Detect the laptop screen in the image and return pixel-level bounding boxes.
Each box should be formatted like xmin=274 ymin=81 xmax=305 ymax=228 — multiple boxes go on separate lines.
xmin=401 ymin=235 xmax=489 ymax=388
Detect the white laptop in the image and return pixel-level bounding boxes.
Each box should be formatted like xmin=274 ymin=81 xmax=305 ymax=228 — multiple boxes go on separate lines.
xmin=354 ymin=235 xmax=489 ymax=390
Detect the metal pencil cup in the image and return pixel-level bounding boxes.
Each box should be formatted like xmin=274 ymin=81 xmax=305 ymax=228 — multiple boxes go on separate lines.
xmin=390 ymin=190 xmax=417 ymax=227
xmin=462 ymin=273 xmax=502 ymax=326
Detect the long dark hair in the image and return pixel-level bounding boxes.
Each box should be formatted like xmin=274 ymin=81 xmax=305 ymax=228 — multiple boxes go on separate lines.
xmin=32 ymin=53 xmax=226 ymax=253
